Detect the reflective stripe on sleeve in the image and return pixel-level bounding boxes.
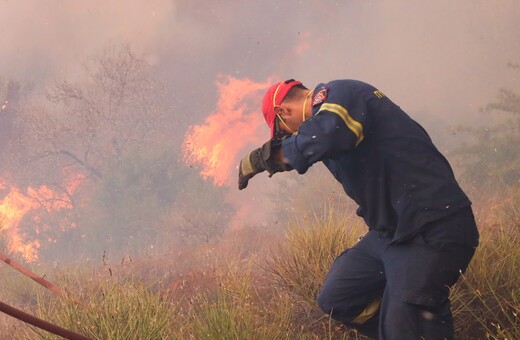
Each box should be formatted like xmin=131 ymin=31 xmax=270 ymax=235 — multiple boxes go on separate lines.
xmin=318 ymin=103 xmax=364 ymax=145
xmin=240 ymin=154 xmax=254 ymax=175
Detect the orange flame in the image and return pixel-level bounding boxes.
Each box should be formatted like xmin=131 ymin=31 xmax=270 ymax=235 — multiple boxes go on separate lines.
xmin=0 ymin=186 xmax=41 ymax=262
xmin=183 ymin=75 xmax=271 ymax=186
xmin=0 ymin=175 xmax=84 ymax=262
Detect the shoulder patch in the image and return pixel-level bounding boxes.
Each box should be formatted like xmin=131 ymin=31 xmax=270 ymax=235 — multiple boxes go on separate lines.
xmin=312 ymin=85 xmax=328 ymax=106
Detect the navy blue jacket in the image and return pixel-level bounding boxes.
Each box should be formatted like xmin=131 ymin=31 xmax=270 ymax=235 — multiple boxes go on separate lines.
xmin=281 ymin=80 xmax=471 ymax=242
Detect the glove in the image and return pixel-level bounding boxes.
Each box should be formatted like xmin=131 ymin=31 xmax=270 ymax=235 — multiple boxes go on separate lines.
xmin=238 ymin=139 xmax=291 ymax=190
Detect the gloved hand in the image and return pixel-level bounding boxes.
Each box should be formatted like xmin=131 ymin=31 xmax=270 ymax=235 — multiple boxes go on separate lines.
xmin=238 ymin=139 xmax=291 ymax=190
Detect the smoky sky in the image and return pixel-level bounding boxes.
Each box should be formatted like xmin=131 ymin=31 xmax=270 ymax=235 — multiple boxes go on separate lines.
xmin=1 ymin=0 xmax=519 ymax=262
xmin=1 ymin=0 xmax=519 ymax=131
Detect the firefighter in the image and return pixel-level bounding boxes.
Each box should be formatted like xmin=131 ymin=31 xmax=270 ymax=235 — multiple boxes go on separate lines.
xmin=238 ymin=79 xmax=479 ymax=339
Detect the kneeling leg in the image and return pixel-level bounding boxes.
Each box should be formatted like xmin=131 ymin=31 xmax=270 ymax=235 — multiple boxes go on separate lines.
xmin=317 ymin=234 xmax=386 ymax=338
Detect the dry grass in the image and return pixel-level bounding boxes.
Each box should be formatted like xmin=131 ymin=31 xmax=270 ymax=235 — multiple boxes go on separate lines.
xmin=264 ymin=208 xmax=369 ymax=339
xmin=4 ymin=189 xmax=519 ymax=339
xmin=267 ymin=208 xmax=365 ymax=306
xmin=0 ymin=264 xmax=58 ymax=339
xmin=451 ymin=188 xmax=520 ymax=339
xmin=185 ymin=259 xmax=298 ymax=339
xmin=27 ymin=274 xmax=181 ymax=340
xmin=0 ymin=260 xmax=183 ymax=339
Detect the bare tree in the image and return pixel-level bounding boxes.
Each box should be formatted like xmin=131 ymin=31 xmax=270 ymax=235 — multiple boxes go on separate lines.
xmin=0 ymin=78 xmax=33 ymax=182
xmin=0 ymin=47 xmax=171 ymax=261
xmin=455 ymin=63 xmax=520 ymax=190
xmin=11 ymin=45 xmax=169 ymax=186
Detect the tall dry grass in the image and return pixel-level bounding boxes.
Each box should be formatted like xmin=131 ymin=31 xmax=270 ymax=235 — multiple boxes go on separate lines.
xmin=184 ymin=259 xmax=298 ymax=339
xmin=265 ymin=208 xmax=368 ymax=339
xmin=8 ymin=189 xmax=519 ymax=339
xmin=451 ymin=188 xmax=520 ymax=339
xmin=0 ymin=262 xmax=59 ymax=338
xmin=267 ymin=208 xmax=365 ymax=306
xmin=27 ymin=274 xmax=181 ymax=340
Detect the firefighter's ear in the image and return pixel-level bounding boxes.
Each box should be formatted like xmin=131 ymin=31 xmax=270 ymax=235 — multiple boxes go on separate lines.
xmin=275 ymin=106 xmax=292 ymax=120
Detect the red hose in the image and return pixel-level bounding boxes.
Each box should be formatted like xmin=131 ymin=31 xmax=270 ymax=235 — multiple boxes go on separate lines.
xmin=0 ymin=251 xmax=62 ymax=296
xmin=0 ymin=300 xmax=91 ymax=340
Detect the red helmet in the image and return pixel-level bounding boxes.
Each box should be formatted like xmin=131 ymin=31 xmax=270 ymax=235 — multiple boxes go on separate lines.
xmin=262 ymin=79 xmax=302 ymax=138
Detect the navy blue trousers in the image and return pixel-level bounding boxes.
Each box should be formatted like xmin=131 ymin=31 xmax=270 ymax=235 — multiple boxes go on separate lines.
xmin=317 ymin=207 xmax=479 ymax=339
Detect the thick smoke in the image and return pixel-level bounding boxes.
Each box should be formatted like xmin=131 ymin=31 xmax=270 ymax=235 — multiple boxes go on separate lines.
xmin=1 ymin=1 xmax=518 ymax=125
xmin=1 ymin=0 xmax=519 ymax=262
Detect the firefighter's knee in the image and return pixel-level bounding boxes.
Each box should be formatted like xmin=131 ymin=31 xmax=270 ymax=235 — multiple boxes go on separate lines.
xmin=381 ymin=290 xmax=454 ymax=340
xmin=316 ymin=290 xmax=333 ymax=315
xmin=316 ymin=288 xmax=346 ymax=315
xmin=317 ymin=290 xmax=380 ymax=326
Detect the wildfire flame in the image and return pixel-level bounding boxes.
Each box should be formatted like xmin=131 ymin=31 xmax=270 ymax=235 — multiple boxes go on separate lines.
xmin=0 ymin=174 xmax=84 ymax=262
xmin=183 ymin=75 xmax=271 ymax=186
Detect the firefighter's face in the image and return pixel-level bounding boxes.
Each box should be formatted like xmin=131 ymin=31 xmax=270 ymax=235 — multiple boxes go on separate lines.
xmin=274 ymin=98 xmax=306 ymax=136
